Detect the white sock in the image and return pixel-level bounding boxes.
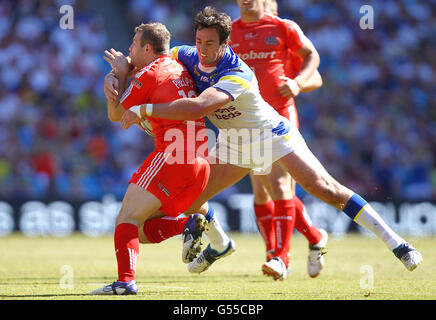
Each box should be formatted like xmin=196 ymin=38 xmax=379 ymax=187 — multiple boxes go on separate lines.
xmin=354 ymin=204 xmax=405 ymax=250
xmin=204 ymin=205 xmax=229 ymax=253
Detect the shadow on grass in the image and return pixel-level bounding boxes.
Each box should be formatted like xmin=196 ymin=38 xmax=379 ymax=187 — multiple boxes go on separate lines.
xmin=0 ymin=293 xmax=90 ymax=298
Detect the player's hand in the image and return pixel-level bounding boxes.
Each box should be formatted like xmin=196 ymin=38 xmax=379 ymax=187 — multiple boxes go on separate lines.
xmin=126 ymin=56 xmax=140 ymax=77
xmin=104 ymin=73 xmax=119 ymax=102
xmin=121 ymin=110 xmax=140 ymax=129
xmin=103 ymin=49 xmax=130 ymax=78
xmin=278 ymin=76 xmax=301 ymax=98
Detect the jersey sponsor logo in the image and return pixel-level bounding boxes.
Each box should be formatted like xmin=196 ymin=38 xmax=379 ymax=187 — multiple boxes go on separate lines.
xmin=172 ymin=76 xmax=194 ymax=89
xmin=244 ymin=32 xmax=257 ymax=40
xmin=265 ymin=36 xmax=278 ymax=45
xmin=237 ymin=50 xmax=276 ymax=60
xmin=214 ymin=105 xmax=242 ymax=120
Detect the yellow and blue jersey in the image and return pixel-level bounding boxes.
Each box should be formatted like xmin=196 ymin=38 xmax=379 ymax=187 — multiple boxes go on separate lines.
xmin=171 ymin=45 xmax=288 ymax=133
xmin=171 ymin=45 xmax=306 ymax=171
xmin=172 ymin=45 xmax=253 ymax=96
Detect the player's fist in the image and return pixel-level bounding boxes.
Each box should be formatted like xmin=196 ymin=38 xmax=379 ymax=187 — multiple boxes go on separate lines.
xmin=104 ymin=73 xmax=119 ymax=102
xmin=121 ymin=109 xmax=140 ymax=130
xmin=278 ymin=76 xmax=301 ymax=98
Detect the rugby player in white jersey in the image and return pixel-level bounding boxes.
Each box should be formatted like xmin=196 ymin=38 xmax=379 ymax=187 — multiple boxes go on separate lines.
xmin=117 ymin=6 xmax=423 ymax=280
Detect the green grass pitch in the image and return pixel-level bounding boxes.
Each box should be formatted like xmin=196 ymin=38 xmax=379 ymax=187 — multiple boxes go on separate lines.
xmin=0 ymin=232 xmax=434 ymax=300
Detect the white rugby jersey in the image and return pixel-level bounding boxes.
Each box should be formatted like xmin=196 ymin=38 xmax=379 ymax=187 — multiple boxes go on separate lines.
xmin=172 ymin=45 xmax=307 ymax=169
xmin=172 ymin=45 xmax=290 ymax=135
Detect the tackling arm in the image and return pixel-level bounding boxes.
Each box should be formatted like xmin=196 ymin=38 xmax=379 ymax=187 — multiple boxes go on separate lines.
xmin=120 ymin=86 xmax=232 ymax=129
xmin=145 ymin=87 xmax=232 ymax=120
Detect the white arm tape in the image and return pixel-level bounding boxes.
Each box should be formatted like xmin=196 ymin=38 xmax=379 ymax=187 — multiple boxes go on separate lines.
xmin=145 ymin=103 xmax=153 ymax=117
xmin=129 ymin=105 xmax=142 ymax=118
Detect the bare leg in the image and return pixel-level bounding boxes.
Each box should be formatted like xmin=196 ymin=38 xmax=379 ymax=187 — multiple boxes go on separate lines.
xmin=279 ymin=145 xmax=354 ymax=209
xmin=249 ymin=172 xmax=273 ymax=204
xmin=279 ymin=145 xmax=407 ymax=252
xmin=186 ymin=162 xmax=252 ymax=213
xmin=186 ymin=162 xmax=251 ymax=250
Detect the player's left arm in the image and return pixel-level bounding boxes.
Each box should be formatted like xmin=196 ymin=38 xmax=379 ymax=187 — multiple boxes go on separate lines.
xmin=120 ymin=87 xmax=231 ymax=129
xmin=279 ymin=22 xmax=321 ymax=98
xmin=292 ymin=31 xmax=320 ymax=86
xmin=299 ymin=69 xmax=323 ymax=93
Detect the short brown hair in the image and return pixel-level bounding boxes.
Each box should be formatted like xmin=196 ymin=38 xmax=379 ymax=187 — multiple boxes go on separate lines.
xmin=194 ymin=6 xmax=232 ymax=44
xmin=134 ymin=22 xmax=171 ymax=54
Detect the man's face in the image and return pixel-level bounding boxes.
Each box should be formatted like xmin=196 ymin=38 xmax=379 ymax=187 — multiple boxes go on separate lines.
xmin=128 ymin=31 xmax=147 ymax=67
xmin=237 ymin=0 xmax=264 ymax=14
xmin=195 ymin=27 xmax=227 ymax=67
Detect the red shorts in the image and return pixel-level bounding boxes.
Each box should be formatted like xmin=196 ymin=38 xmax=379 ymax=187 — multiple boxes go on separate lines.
xmin=129 ymin=150 xmax=210 ymax=217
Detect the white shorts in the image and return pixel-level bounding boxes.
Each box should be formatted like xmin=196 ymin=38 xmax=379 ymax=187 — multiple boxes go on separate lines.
xmin=209 ymin=122 xmax=307 ymax=174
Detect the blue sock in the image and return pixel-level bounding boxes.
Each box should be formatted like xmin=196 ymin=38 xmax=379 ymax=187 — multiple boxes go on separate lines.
xmin=343 ymin=194 xmax=367 ymax=220
xmin=205 ymin=205 xmax=215 ymax=222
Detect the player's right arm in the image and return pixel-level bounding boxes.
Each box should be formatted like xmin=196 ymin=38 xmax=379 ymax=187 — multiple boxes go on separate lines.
xmin=121 ymin=86 xmax=231 ymax=129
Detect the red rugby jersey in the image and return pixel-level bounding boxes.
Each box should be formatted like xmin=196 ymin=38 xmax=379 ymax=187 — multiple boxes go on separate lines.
xmin=120 ymin=56 xmax=206 ymax=152
xmin=231 ymin=13 xmax=304 ymax=111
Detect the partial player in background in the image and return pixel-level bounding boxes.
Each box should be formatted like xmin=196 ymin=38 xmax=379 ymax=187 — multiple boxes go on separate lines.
xmin=90 ymin=22 xmax=211 ymax=295
xmin=231 ymin=0 xmax=327 ymax=279
xmin=124 ymin=7 xmax=423 ymax=281
xmin=264 ymin=0 xmax=277 ymax=15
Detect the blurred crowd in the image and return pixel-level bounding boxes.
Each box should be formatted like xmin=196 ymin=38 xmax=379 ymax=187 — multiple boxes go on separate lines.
xmin=0 ymin=0 xmax=152 ymax=200
xmin=0 ymin=0 xmax=435 ymax=202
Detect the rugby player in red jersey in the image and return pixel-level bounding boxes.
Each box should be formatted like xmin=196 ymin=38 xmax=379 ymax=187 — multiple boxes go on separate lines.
xmin=90 ymin=22 xmax=211 ymax=295
xmin=231 ymin=0 xmax=327 ymax=278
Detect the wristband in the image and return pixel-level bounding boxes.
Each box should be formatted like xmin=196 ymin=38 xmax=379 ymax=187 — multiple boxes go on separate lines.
xmin=145 ymin=103 xmax=153 ymax=117
xmin=129 ymin=105 xmax=142 ymax=118
xmin=294 ymin=75 xmax=306 ymax=89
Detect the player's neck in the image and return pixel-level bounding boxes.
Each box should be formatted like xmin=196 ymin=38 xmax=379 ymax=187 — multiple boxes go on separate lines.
xmin=140 ymin=53 xmax=165 ymax=69
xmin=240 ymin=10 xmax=264 ymax=23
